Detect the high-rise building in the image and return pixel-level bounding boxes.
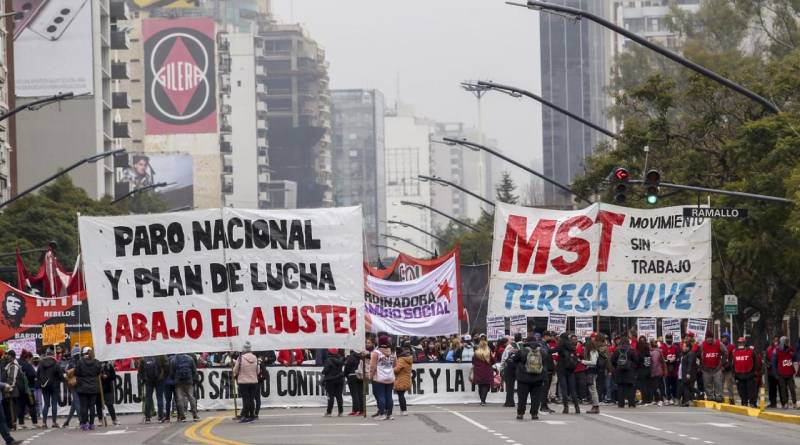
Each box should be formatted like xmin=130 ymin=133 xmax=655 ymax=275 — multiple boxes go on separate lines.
xmin=331 ymin=89 xmax=386 ymax=262
xmin=539 ymin=0 xmax=614 ymax=207
xmin=0 ymin=2 xmax=13 ymax=203
xmin=14 ymin=0 xmax=129 ymax=199
xmin=430 ymin=122 xmax=494 ymax=230
xmin=613 ymin=0 xmax=702 ymax=52
xmin=384 ymin=105 xmax=434 ymax=258
xmin=258 ymin=17 xmax=333 ymax=209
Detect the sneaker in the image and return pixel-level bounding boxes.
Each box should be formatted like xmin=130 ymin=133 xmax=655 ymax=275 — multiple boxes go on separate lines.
xmin=401 ymin=411 xmax=408 ymax=416
xmin=370 ymin=412 xmax=384 ymax=418
xmin=113 ymin=420 xmax=119 ymax=426
xmin=80 ymin=424 xmax=88 ymax=432
xmin=193 ymin=415 xmax=200 ymax=422
xmin=531 ymin=414 xmax=539 ymax=420
xmin=384 ymin=415 xmax=394 ymax=420
xmin=543 ymin=409 xmax=555 ymax=414
xmin=516 ymin=414 xmax=524 ymax=420
xmin=238 ymin=417 xmax=249 ymax=423
xmin=337 ymin=412 xmax=343 ymax=417
xmin=144 ymin=418 xmax=151 ymax=424
xmin=323 ymin=413 xmax=332 ymax=417
xmin=88 ymin=424 xmax=96 ymax=431
xmin=347 ymin=412 xmax=358 ymax=416
xmin=243 ymin=417 xmax=255 ymax=423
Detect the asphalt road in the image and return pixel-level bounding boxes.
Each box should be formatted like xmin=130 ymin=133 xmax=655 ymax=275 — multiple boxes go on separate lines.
xmin=5 ymin=404 xmax=799 ymax=445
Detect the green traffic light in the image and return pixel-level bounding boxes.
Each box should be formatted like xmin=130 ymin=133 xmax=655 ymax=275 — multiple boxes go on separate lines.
xmin=647 ymin=195 xmax=658 ymax=205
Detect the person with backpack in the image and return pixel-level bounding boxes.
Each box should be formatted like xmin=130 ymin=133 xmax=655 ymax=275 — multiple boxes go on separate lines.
xmin=393 ymin=342 xmax=413 ymax=416
xmin=660 ymin=334 xmax=681 ymax=405
xmin=74 ymin=347 xmax=102 ymax=431
xmin=162 ymin=357 xmax=176 ymax=423
xmin=369 ymin=335 xmax=396 ymax=420
xmin=344 ymin=349 xmax=364 ymax=416
xmin=0 ymin=368 xmax=20 ymax=445
xmin=2 ymin=350 xmax=21 ymax=430
xmin=139 ymin=355 xmax=166 ymax=423
xmin=732 ymin=337 xmax=758 ymax=407
xmin=233 ymin=342 xmax=259 ymax=423
xmin=255 ymin=351 xmax=275 ymax=419
xmin=98 ymin=360 xmax=118 ymax=426
xmin=501 ymin=335 xmax=521 ymax=408
xmin=772 ymin=336 xmax=798 ymax=409
xmin=636 ymin=337 xmax=653 ymax=405
xmin=649 ymin=339 xmax=666 ymax=406
xmin=678 ymin=341 xmax=698 ymax=406
xmin=457 ymin=335 xmax=475 ymax=363
xmin=37 ymin=349 xmax=62 ymax=429
xmin=555 ymin=333 xmax=580 ymax=414
xmin=700 ymin=331 xmax=727 ymax=403
xmin=581 ymin=333 xmax=606 ymax=414
xmin=17 ymin=351 xmax=37 ymax=429
xmin=170 ymin=353 xmax=199 ymax=422
xmin=61 ymin=349 xmax=80 ymax=428
xmin=322 ymin=349 xmax=345 ymax=417
xmin=611 ymin=337 xmax=637 ymax=408
xmin=512 ymin=334 xmax=551 ymax=420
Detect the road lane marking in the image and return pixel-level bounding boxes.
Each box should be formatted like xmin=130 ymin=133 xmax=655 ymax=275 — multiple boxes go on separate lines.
xmin=599 ymin=413 xmax=662 ymax=431
xmin=445 ymin=409 xmax=488 ymax=430
xmin=256 ymin=423 xmax=378 ymax=427
xmin=704 ymin=423 xmax=737 ymax=428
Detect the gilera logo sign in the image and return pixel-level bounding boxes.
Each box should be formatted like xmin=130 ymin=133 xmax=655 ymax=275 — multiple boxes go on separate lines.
xmin=144 ymin=19 xmax=216 ymax=135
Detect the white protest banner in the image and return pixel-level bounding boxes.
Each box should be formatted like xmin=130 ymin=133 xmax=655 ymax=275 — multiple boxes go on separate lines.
xmin=687 ymin=318 xmax=708 ymax=341
xmin=661 ymin=318 xmax=682 ymax=339
xmin=637 ymin=317 xmax=658 ymax=340
xmin=365 ymin=256 xmax=459 ymax=336
xmin=6 ymin=338 xmax=36 ymax=357
xmin=486 ymin=315 xmax=505 ymax=340
xmin=488 ymin=203 xmax=711 ymax=318
xmin=78 ymin=207 xmax=365 ymax=361
xmin=547 ymin=313 xmax=567 ymax=334
xmin=574 ymin=316 xmax=594 ymax=338
xmin=509 ymin=314 xmax=528 ymax=337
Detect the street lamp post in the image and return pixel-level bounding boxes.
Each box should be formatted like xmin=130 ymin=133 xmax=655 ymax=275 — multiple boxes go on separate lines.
xmin=418 ymin=174 xmax=495 ymax=207
xmin=111 ymin=182 xmax=169 ymax=205
xmin=372 ymin=243 xmax=403 ymax=256
xmin=0 ymin=92 xmax=83 ymax=123
xmin=0 ymin=149 xmax=125 ymax=210
xmin=381 ymin=234 xmax=435 ymax=256
xmin=440 ymin=137 xmax=592 ymax=205
xmin=399 ymin=200 xmax=481 ymax=232
xmin=385 ymin=220 xmax=446 ymax=243
xmin=509 ymin=1 xmax=780 ymax=114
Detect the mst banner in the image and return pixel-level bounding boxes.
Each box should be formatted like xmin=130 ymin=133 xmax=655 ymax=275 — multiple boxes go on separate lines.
xmin=489 ymin=203 xmax=711 ymax=318
xmin=95 ymin=364 xmax=506 ymax=414
xmin=365 ymin=257 xmax=459 ymax=336
xmin=78 ymin=208 xmax=365 ymax=361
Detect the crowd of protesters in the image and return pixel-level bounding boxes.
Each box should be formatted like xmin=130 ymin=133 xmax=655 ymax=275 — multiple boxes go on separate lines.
xmin=0 ymin=327 xmax=792 ymax=441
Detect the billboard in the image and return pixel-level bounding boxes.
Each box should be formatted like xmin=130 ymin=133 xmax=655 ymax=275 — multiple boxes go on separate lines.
xmin=489 ymin=202 xmax=712 ymax=318
xmin=144 ymin=18 xmax=217 ymax=135
xmin=127 ymin=0 xmax=198 ymax=9
xmin=114 ymin=152 xmax=194 ymax=209
xmin=13 ymin=0 xmax=94 ymax=97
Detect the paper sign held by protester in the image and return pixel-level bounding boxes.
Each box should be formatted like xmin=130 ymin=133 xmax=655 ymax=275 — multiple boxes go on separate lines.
xmin=42 ymin=323 xmax=66 ymax=345
xmin=687 ymin=318 xmax=708 ymax=342
xmin=661 ymin=318 xmax=682 ymax=339
xmin=509 ymin=314 xmax=527 ymax=337
xmin=78 ymin=207 xmax=365 ymax=361
xmin=575 ymin=316 xmax=594 ymax=338
xmin=486 ymin=315 xmax=505 ymax=341
xmin=637 ymin=317 xmax=657 ymax=340
xmin=547 ymin=313 xmax=567 ymax=334
xmin=6 ymin=338 xmax=35 ymax=357
xmin=365 ymin=256 xmax=460 ymax=336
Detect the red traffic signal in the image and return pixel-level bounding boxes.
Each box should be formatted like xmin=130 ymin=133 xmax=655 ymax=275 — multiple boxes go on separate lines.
xmin=645 ymin=169 xmax=661 ymax=185
xmin=613 ymin=167 xmax=630 ymax=182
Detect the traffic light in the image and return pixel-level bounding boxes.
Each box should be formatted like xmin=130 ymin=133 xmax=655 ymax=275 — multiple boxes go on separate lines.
xmin=610 ymin=167 xmax=629 ymax=203
xmin=644 ymin=169 xmax=661 ymax=205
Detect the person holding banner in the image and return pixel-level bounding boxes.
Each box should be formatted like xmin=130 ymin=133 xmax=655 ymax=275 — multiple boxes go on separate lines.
xmin=611 ymin=338 xmax=638 ymax=408
xmin=322 ymin=349 xmax=345 ymax=417
xmin=99 ymin=361 xmax=118 ymax=426
xmin=394 ymin=343 xmax=413 ymax=416
xmin=74 ymin=347 xmax=102 ymax=431
xmin=501 ymin=336 xmax=521 ymax=408
xmin=636 ymin=338 xmax=654 ymax=405
xmin=581 ymin=334 xmax=606 ymax=414
xmin=343 ymin=350 xmax=364 ymax=416
xmin=233 ymin=342 xmax=259 ymax=423
xmin=512 ymin=335 xmax=551 ymax=420
xmin=660 ymin=334 xmax=680 ymax=405
xmin=369 ymin=335 xmax=396 ymax=420
xmin=37 ymin=350 xmax=62 ymax=429
xmin=555 ymin=333 xmax=581 ymax=414
xmin=0 ymin=374 xmax=20 ymax=445
xmin=471 ymin=340 xmax=495 ymax=406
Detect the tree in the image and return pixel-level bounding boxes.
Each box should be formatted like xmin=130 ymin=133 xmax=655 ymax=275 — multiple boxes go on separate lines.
xmin=571 ymin=0 xmax=800 ymax=346
xmin=495 ymin=172 xmax=519 ymax=204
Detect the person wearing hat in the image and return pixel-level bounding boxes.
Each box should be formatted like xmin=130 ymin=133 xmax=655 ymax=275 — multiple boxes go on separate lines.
xmin=322 ymin=348 xmax=345 ymax=417
xmin=233 ymin=342 xmax=259 ymax=423
xmin=369 ymin=335 xmax=396 ymax=420
xmin=0 ymin=362 xmax=20 ymax=444
xmin=343 ymin=349 xmax=365 ymax=416
xmin=456 ymin=335 xmax=475 ymax=363
xmin=37 ymin=349 xmax=63 ymax=429
xmin=1 ymin=350 xmax=20 ymax=430
xmin=74 ymin=347 xmax=102 ymax=431
xmin=772 ymin=336 xmax=798 ymax=409
xmin=512 ymin=334 xmax=552 ymax=420
xmin=660 ymin=334 xmax=680 ymax=405
xmin=720 ymin=333 xmax=736 ymax=404
xmin=732 ymin=337 xmax=758 ymax=407
xmin=393 ymin=342 xmax=413 ymax=416
xmin=699 ymin=331 xmax=726 ymax=403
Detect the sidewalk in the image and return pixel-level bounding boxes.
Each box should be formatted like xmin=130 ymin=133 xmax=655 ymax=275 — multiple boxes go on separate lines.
xmin=693 ymin=400 xmax=800 ymax=425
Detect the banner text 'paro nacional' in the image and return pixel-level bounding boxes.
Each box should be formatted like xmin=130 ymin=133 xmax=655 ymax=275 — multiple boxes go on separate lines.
xmin=79 ymin=207 xmax=365 ymax=360
xmin=489 ymin=203 xmax=711 ymax=318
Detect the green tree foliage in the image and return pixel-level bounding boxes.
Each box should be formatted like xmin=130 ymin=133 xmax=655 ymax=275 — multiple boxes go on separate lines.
xmin=495 ymin=172 xmax=519 ymax=205
xmin=572 ymin=0 xmax=800 ymax=344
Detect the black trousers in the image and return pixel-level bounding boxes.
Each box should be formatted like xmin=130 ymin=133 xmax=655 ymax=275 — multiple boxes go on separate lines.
xmin=736 ymin=376 xmax=757 ymax=407
xmin=597 ymin=372 xmax=607 ymax=402
xmin=238 ymin=383 xmax=258 ymax=419
xmin=768 ymin=374 xmax=779 ymax=406
xmin=254 ymin=381 xmax=263 ymax=416
xmin=679 ymin=379 xmax=696 ymax=405
xmin=478 ymin=384 xmax=490 ymax=404
xmin=396 ymin=390 xmax=407 ymax=412
xmin=504 ymin=368 xmax=516 ymax=406
xmin=558 ymin=371 xmax=579 ymax=407
xmin=325 ymin=380 xmax=344 ymax=414
xmin=517 ymin=381 xmax=544 ymax=416
xmin=347 ymin=376 xmax=364 ymax=413
xmin=617 ymin=383 xmax=636 ymax=407
xmin=78 ymin=393 xmax=97 ymax=426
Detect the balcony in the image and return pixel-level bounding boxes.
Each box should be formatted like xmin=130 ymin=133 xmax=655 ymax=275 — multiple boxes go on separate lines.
xmin=259 ymin=173 xmax=269 ymax=183
xmin=111 ymin=62 xmax=128 ymax=80
xmin=110 ymin=0 xmax=129 ymax=20
xmin=256 ymin=84 xmax=266 ymax=94
xmin=113 ymin=122 xmax=130 ymax=138
xmin=256 ymin=64 xmax=266 ymax=77
xmin=112 ymin=92 xmax=130 ymax=109
xmin=257 ymin=102 xmax=268 ymax=114
xmin=257 ymin=136 xmax=267 ymax=147
xmin=257 ymin=119 xmax=267 ymax=130
xmin=111 ymin=28 xmax=129 ymax=50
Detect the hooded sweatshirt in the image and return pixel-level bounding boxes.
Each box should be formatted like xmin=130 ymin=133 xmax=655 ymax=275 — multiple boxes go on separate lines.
xmin=234 ymin=352 xmax=259 ymax=384
xmin=369 ymin=347 xmax=396 ymax=384
xmin=36 ymin=356 xmax=63 ymax=391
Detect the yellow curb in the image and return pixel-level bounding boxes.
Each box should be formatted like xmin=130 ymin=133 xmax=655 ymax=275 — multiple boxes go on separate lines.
xmin=758 ymin=411 xmax=800 ymax=425
xmin=719 ymin=404 xmax=760 ymax=417
xmin=693 ymin=400 xmax=720 ymax=409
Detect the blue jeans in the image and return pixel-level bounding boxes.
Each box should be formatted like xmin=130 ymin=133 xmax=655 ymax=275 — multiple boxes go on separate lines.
xmin=64 ymin=389 xmax=80 ymax=425
xmin=164 ymin=383 xmax=175 ymax=418
xmin=41 ymin=388 xmax=59 ymax=425
xmin=145 ymin=382 xmax=165 ymax=420
xmin=373 ymin=383 xmax=393 ymax=416
xmin=0 ymin=399 xmax=14 ymax=444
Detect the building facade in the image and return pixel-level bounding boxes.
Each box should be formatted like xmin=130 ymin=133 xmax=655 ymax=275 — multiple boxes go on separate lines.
xmin=258 ymin=18 xmax=333 ymax=209
xmin=614 ymin=0 xmax=702 ymax=52
xmin=331 ymin=89 xmax=386 ymax=262
xmin=0 ymin=1 xmax=13 ymax=203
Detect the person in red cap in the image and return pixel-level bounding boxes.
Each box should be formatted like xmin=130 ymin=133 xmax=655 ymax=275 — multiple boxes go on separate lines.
xmin=732 ymin=337 xmax=758 ymax=407
xmin=322 ymin=349 xmax=345 ymax=416
xmin=700 ymin=331 xmax=727 ymax=402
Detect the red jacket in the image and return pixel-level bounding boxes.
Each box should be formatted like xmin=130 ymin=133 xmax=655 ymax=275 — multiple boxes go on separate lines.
xmin=660 ymin=343 xmax=680 ymax=377
xmin=733 ymin=347 xmax=755 ymax=375
xmin=776 ymin=349 xmax=796 ymax=378
xmin=701 ymin=340 xmax=723 ymax=370
xmin=278 ymin=349 xmax=304 ymax=366
xmin=575 ymin=343 xmax=587 ymax=373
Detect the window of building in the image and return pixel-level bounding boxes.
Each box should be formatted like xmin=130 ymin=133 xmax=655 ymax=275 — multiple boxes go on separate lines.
xmin=386 ymin=147 xmax=420 ymax=197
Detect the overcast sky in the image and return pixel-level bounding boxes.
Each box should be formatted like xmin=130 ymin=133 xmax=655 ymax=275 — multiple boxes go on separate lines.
xmin=271 ymin=0 xmax=544 ymax=200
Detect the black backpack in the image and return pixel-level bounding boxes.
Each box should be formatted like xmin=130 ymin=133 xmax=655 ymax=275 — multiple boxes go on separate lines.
xmin=616 ymin=350 xmax=631 ymax=370
xmin=258 ymin=358 xmax=269 ymax=381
